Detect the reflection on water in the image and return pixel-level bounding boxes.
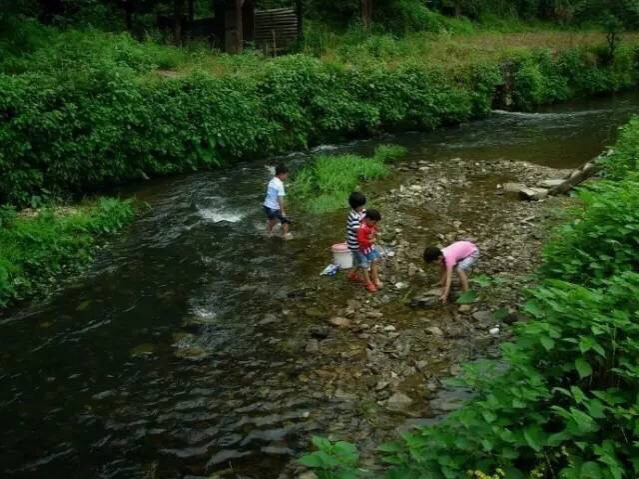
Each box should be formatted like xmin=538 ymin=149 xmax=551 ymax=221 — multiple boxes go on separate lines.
xmin=0 ymin=91 xmax=637 ymax=478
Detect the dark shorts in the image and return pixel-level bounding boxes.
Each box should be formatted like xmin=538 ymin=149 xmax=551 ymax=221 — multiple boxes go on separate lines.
xmin=263 ymin=206 xmax=291 ymax=224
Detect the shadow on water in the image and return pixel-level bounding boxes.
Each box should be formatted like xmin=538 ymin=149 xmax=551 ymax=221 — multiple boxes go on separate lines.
xmin=1 ymin=91 xmax=638 ymax=478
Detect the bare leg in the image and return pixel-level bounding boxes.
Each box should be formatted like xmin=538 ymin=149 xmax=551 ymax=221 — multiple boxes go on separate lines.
xmin=267 ymin=218 xmax=277 ymax=233
xmin=362 ymin=268 xmax=372 ymax=285
xmin=457 ymin=269 xmax=470 ymax=293
xmin=371 ymin=261 xmax=382 ymax=287
xmin=281 ymin=222 xmax=290 ymax=237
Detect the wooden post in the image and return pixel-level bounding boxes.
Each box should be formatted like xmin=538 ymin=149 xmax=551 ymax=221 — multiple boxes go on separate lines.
xmin=174 ymin=0 xmax=185 ymax=44
xmin=296 ymin=0 xmax=303 ymax=43
xmin=235 ymin=0 xmax=244 ymax=53
xmin=361 ymin=0 xmax=373 ymax=30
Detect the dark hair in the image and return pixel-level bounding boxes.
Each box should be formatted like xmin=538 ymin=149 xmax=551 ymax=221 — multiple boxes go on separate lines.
xmin=275 ymin=164 xmax=289 ymax=176
xmin=348 ymin=192 xmax=367 ymax=209
xmin=423 ymin=246 xmax=443 ymax=263
xmin=365 ymin=209 xmax=381 ymax=222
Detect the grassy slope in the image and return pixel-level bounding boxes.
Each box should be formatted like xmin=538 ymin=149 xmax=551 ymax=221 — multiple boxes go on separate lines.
xmin=0 ymin=198 xmax=135 ymax=311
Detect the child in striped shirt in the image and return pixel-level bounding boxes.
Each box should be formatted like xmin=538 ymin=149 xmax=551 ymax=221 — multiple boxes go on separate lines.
xmin=346 ymin=192 xmax=367 ymax=283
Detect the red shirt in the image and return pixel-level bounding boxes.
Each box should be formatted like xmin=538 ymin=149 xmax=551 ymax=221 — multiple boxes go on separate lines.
xmin=357 ymin=222 xmax=377 ymax=254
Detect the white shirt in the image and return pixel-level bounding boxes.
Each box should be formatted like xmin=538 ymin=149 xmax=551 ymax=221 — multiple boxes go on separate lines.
xmin=264 ymin=177 xmax=285 ymax=210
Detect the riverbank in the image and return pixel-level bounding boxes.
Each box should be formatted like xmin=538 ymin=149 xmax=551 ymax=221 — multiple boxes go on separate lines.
xmin=2 ymin=26 xmax=639 ymax=207
xmin=0 ymin=198 xmax=135 ymax=311
xmin=298 ymin=116 xmax=639 ymax=478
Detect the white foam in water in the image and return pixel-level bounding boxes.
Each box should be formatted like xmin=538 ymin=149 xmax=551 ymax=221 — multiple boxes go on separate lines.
xmin=192 ymin=306 xmax=217 ymax=320
xmin=311 ymin=144 xmax=339 ymax=153
xmin=198 ymin=208 xmax=246 ymax=224
xmin=265 ymin=165 xmax=276 ymax=175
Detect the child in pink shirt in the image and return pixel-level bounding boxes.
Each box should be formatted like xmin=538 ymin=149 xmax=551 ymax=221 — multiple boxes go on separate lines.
xmin=423 ymin=241 xmax=479 ymax=304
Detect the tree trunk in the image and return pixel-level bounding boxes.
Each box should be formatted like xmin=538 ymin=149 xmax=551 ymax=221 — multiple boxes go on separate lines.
xmin=454 ymin=0 xmax=462 ymax=17
xmin=234 ymin=0 xmax=244 ymax=53
xmin=174 ymin=0 xmax=185 ymax=44
xmin=361 ymin=0 xmax=373 ymax=30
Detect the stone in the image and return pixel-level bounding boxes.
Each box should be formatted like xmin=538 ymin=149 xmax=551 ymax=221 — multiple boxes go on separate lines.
xmin=538 ymin=178 xmax=565 ymax=188
xmin=386 ymin=392 xmax=413 ymax=411
xmin=298 ymin=472 xmax=318 ymax=479
xmin=472 ymin=310 xmax=492 ymax=322
xmin=458 ymin=304 xmax=472 ymax=313
xmin=519 ymin=187 xmax=548 ymax=201
xmin=304 ymin=307 xmax=327 ymax=319
xmin=305 ymin=339 xmax=320 ymax=353
xmin=426 ymin=326 xmax=444 ymax=337
xmin=309 ymin=326 xmax=330 ymax=339
xmin=384 ymin=325 xmax=397 ymax=332
xmin=394 ymin=282 xmax=408 ymax=290
xmin=409 ymin=296 xmax=439 ymax=309
xmin=329 ymin=317 xmax=351 ymax=328
xmin=502 ymin=182 xmax=527 ymax=193
xmin=415 ymin=360 xmax=429 ymax=372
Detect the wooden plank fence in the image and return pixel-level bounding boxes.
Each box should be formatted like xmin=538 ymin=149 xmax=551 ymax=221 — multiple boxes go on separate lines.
xmin=254 ymin=8 xmax=299 ymax=54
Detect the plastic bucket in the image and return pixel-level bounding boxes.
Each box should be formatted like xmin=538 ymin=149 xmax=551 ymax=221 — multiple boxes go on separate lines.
xmin=331 ymin=243 xmax=353 ymax=269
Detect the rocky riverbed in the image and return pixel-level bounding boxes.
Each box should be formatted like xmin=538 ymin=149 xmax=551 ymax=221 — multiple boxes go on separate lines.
xmin=266 ymin=157 xmax=575 ymax=478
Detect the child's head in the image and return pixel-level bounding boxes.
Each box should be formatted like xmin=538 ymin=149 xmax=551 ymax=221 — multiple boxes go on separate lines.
xmin=348 ymin=192 xmax=367 ymax=211
xmin=423 ymin=246 xmax=443 ymax=264
xmin=275 ymin=164 xmax=289 ymax=180
xmin=365 ymin=209 xmax=381 ymax=225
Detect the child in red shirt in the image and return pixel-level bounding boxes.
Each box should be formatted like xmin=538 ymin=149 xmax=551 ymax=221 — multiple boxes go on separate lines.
xmin=357 ymin=209 xmax=383 ymax=293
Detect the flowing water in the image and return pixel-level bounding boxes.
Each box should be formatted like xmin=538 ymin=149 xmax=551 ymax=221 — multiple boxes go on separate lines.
xmin=1 ymin=92 xmax=638 ymax=479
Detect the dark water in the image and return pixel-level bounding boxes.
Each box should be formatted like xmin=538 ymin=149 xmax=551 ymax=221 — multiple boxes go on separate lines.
xmin=1 ymin=91 xmax=637 ymax=479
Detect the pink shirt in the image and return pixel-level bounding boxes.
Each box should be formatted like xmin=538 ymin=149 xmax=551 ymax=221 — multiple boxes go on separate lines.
xmin=442 ymin=241 xmax=478 ymax=270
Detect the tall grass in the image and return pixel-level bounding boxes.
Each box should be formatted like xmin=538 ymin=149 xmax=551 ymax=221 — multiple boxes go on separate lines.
xmin=291 ymin=144 xmax=407 ymax=213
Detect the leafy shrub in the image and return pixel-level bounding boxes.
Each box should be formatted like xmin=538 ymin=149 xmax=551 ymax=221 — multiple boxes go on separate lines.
xmin=0 ymin=197 xmax=135 ymax=308
xmin=299 ymin=436 xmax=368 ymax=479
xmin=540 ymin=174 xmax=639 ymax=286
xmin=603 ymin=116 xmax=639 ymax=180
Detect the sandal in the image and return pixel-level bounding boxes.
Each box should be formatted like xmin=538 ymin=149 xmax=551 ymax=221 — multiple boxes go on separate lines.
xmin=365 ymin=283 xmax=378 ymax=293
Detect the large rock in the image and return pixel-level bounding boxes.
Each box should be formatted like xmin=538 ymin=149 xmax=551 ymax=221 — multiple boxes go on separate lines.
xmin=386 ymin=392 xmax=413 ymax=411
xmin=328 ymin=317 xmax=351 ymax=328
xmin=538 ymin=178 xmax=565 ymax=188
xmin=426 ymin=326 xmax=444 ymax=337
xmin=519 ymin=187 xmax=548 ymax=201
xmin=409 ymin=296 xmax=439 ymax=309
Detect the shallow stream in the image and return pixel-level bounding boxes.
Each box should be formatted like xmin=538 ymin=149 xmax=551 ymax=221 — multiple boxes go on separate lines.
xmin=1 ymin=92 xmax=638 ymax=478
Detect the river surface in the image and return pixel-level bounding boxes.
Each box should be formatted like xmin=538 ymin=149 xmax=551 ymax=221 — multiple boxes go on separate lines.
xmin=1 ymin=92 xmax=638 ymax=479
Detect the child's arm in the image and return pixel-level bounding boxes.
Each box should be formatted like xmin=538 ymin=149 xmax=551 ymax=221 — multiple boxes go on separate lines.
xmin=440 ymin=268 xmax=453 ymax=304
xmin=278 ymin=196 xmax=286 ymax=216
xmin=436 ymin=264 xmax=446 ymax=286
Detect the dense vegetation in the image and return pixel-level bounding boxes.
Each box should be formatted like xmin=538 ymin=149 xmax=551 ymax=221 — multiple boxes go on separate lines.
xmin=0 ymin=199 xmax=135 ymax=309
xmin=2 ymin=23 xmax=638 ymax=207
xmin=300 ymin=116 xmax=639 ymax=478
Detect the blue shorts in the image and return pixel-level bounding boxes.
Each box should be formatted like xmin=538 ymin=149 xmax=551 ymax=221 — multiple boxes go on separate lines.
xmin=356 ymin=250 xmax=380 ymax=269
xmin=263 ymin=206 xmax=291 ymax=224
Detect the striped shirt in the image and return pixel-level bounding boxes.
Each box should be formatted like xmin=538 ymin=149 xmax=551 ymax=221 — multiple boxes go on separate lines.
xmin=346 ymin=209 xmax=365 ymax=252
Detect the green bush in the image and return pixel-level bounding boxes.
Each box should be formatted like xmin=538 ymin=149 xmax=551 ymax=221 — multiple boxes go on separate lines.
xmin=0 ymin=197 xmax=135 ymax=308
xmin=1 ymin=28 xmax=638 ymax=207
xmin=540 ymin=174 xmax=639 ymax=286
xmin=603 ymin=116 xmax=639 ymax=180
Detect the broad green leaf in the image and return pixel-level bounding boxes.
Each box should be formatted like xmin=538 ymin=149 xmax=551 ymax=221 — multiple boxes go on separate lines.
xmin=524 ymin=425 xmax=546 ymax=452
xmin=575 ymin=358 xmax=593 ymax=379
xmin=456 ymin=290 xmax=478 ymax=304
